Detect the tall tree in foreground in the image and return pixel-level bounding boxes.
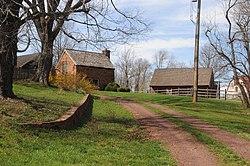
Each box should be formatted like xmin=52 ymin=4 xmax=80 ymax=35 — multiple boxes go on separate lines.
xmin=0 ymin=1 xmax=22 ymax=98
xmin=205 ymin=0 xmax=250 ymax=107
xmin=20 ymin=0 xmax=148 ymax=85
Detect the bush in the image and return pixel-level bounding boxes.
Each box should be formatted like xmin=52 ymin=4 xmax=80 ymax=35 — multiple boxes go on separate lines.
xmin=104 ymin=82 xmax=120 ymax=92
xmin=49 ymin=73 xmax=96 ymax=93
xmin=117 ymin=87 xmax=131 ymax=92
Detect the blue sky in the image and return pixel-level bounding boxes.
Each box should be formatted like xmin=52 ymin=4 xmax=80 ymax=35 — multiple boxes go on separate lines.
xmin=110 ymin=0 xmax=225 ymax=65
xmin=19 ymin=0 xmax=225 ymax=67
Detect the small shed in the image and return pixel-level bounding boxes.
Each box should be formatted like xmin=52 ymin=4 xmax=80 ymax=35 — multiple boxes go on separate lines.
xmin=150 ymin=68 xmax=216 ymax=92
xmin=14 ymin=53 xmax=39 ymax=80
xmin=56 ymin=49 xmax=115 ymax=90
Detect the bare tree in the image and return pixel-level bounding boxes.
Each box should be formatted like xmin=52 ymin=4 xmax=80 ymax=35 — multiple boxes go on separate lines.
xmin=53 ymin=23 xmax=77 ymax=65
xmin=0 ymin=1 xmax=23 ymax=98
xmin=115 ymin=49 xmax=135 ymax=88
xmin=133 ymin=58 xmax=151 ymax=92
xmin=154 ymin=50 xmax=185 ymax=69
xmin=154 ymin=50 xmax=168 ymax=69
xmin=0 ymin=0 xmax=148 ymax=98
xmin=115 ymin=49 xmax=152 ymax=91
xmin=205 ymin=0 xmax=250 ymax=107
xmin=199 ymin=43 xmax=229 ymax=80
xmin=16 ymin=0 xmax=148 ymax=85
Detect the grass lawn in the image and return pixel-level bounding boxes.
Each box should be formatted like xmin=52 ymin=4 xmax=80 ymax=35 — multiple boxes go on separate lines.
xmin=95 ymin=91 xmax=250 ymax=165
xmin=0 ymin=83 xmax=176 ymax=165
xmin=12 ymin=81 xmax=84 ymax=123
xmin=96 ymin=91 xmax=250 ymax=141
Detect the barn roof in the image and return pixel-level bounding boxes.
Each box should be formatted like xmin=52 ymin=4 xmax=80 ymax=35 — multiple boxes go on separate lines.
xmin=64 ymin=49 xmax=114 ymax=69
xmin=16 ymin=53 xmax=39 ymax=68
xmin=150 ymin=68 xmax=213 ymax=87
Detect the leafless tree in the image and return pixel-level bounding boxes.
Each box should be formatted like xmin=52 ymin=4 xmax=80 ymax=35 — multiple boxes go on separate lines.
xmin=115 ymin=49 xmax=135 ymax=88
xmin=11 ymin=0 xmax=148 ymax=85
xmin=133 ymin=58 xmax=151 ymax=92
xmin=53 ymin=23 xmax=77 ymax=65
xmin=0 ymin=1 xmax=23 ymax=98
xmin=154 ymin=50 xmax=168 ymax=69
xmin=205 ymin=0 xmax=250 ymax=107
xmin=199 ymin=43 xmax=230 ymax=80
xmin=0 ymin=0 xmax=148 ymax=98
xmin=154 ymin=50 xmax=186 ymax=69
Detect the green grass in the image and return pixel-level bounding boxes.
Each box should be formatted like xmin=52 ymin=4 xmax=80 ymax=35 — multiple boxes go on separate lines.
xmin=9 ymin=82 xmax=84 ymax=123
xmin=96 ymin=91 xmax=250 ymax=141
xmin=0 ymin=83 xmax=176 ymax=165
xmin=141 ymin=103 xmax=249 ymax=166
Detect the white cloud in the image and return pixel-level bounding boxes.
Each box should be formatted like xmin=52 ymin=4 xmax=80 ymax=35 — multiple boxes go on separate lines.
xmin=111 ymin=38 xmax=195 ymax=63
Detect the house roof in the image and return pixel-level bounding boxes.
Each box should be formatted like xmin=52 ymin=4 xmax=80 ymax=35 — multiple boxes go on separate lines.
xmin=64 ymin=49 xmax=114 ymax=69
xmin=150 ymin=68 xmax=213 ymax=87
xmin=16 ymin=53 xmax=39 ymax=68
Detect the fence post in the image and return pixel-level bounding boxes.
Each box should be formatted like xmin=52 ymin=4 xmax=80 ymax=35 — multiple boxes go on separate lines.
xmin=207 ymin=88 xmax=209 ymax=98
xmin=225 ymin=89 xmax=227 ymax=100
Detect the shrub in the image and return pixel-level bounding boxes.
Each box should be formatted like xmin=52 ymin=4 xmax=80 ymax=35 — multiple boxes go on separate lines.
xmin=49 ymin=73 xmax=96 ymax=93
xmin=117 ymin=87 xmax=131 ymax=92
xmin=104 ymin=82 xmax=120 ymax=92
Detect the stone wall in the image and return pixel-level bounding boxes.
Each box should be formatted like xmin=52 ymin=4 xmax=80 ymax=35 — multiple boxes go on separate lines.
xmin=19 ymin=94 xmax=92 ymax=130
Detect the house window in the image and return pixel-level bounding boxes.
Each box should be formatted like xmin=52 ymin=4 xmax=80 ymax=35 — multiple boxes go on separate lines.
xmin=235 ymin=87 xmax=238 ymax=92
xmin=62 ymin=61 xmax=67 ymax=73
xmin=92 ymin=79 xmax=99 ymax=86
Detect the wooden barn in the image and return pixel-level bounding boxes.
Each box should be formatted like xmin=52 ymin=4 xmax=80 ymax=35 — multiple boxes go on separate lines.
xmin=56 ymin=49 xmax=115 ymax=90
xmin=14 ymin=53 xmax=39 ymax=80
xmin=150 ymin=68 xmax=217 ymax=96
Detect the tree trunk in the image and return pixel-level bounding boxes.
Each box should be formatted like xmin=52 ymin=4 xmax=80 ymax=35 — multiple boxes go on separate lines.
xmin=32 ymin=40 xmax=54 ymax=85
xmin=0 ymin=42 xmax=17 ymax=99
xmin=231 ymin=58 xmax=250 ymax=108
xmin=0 ymin=2 xmax=20 ymax=99
xmin=235 ymin=77 xmax=249 ymax=108
xmin=32 ymin=16 xmax=54 ymax=85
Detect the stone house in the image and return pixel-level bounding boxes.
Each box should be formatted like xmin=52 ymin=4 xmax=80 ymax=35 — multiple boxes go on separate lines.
xmin=150 ymin=68 xmax=217 ymax=95
xmin=56 ymin=49 xmax=115 ymax=90
xmin=226 ymin=76 xmax=250 ymax=99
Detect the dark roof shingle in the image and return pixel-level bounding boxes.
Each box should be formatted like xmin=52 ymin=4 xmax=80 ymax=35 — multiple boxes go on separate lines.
xmin=65 ymin=49 xmax=114 ymax=69
xmin=150 ymin=68 xmax=213 ymax=87
xmin=16 ymin=53 xmax=39 ymax=68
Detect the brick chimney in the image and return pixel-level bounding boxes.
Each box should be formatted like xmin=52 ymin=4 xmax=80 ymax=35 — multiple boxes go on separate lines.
xmin=102 ymin=48 xmax=110 ymax=59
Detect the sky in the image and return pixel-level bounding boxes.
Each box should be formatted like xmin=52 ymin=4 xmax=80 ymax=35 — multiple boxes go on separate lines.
xmin=19 ymin=0 xmax=225 ymax=67
xmin=110 ymin=0 xmax=225 ymax=66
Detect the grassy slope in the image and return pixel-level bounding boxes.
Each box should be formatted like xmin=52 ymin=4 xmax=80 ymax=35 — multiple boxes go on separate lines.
xmin=12 ymin=82 xmax=84 ymax=122
xmin=0 ymin=83 xmax=176 ymax=165
xmin=96 ymin=91 xmax=250 ymax=141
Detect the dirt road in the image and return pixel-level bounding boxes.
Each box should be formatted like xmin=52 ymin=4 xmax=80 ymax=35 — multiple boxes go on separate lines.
xmin=120 ymin=100 xmax=219 ymax=166
xmin=98 ymin=95 xmax=250 ymax=165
